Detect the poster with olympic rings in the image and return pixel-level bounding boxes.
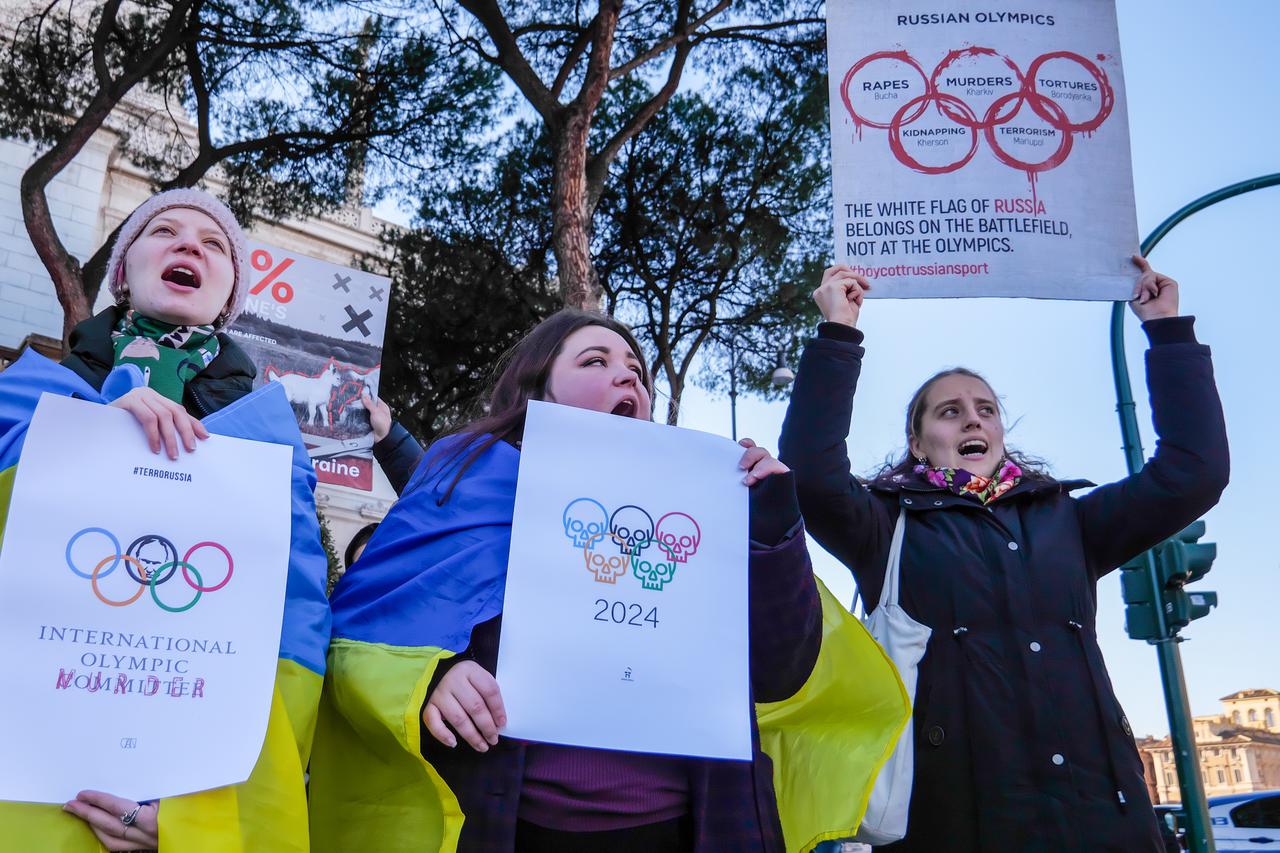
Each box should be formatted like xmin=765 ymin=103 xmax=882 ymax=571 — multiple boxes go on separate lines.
xmin=0 ymin=394 xmax=292 ymax=803
xmin=497 ymin=401 xmax=752 ymax=760
xmin=826 ymin=0 xmax=1139 ymax=299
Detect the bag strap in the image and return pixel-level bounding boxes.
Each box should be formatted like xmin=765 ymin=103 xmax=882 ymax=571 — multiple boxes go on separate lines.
xmin=879 ymin=508 xmax=907 ymax=607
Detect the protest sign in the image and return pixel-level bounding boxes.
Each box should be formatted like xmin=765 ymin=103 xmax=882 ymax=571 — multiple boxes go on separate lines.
xmin=0 ymin=394 xmax=292 ymax=803
xmin=228 ymin=241 xmax=390 ymax=490
xmin=497 ymin=401 xmax=752 ymax=760
xmin=826 ymin=0 xmax=1138 ymax=299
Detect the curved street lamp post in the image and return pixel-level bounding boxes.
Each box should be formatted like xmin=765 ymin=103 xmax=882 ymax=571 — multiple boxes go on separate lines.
xmin=1111 ymin=172 xmax=1280 ymax=853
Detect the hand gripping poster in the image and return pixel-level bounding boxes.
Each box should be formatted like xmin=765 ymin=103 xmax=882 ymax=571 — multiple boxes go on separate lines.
xmin=826 ymin=0 xmax=1139 ymax=299
xmin=228 ymin=241 xmax=391 ymax=490
xmin=0 ymin=395 xmax=291 ymax=802
xmin=497 ymin=401 xmax=752 ymax=760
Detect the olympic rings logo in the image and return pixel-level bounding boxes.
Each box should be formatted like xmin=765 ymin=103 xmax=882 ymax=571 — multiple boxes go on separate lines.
xmin=65 ymin=528 xmax=234 ymax=612
xmin=840 ymin=47 xmax=1114 ymax=176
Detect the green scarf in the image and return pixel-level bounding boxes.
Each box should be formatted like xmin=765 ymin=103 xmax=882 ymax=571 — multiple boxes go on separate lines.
xmin=111 ymin=311 xmax=220 ymax=404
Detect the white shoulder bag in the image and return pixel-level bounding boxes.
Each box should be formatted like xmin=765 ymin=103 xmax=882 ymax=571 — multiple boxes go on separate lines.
xmin=853 ymin=508 xmax=932 ymax=846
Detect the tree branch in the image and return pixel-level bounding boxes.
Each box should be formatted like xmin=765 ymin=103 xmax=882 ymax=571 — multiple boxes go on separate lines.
xmin=456 ymin=0 xmax=559 ymax=121
xmin=550 ymin=24 xmax=592 ymax=100
xmin=585 ymin=38 xmax=690 ymax=208
xmin=90 ymin=0 xmax=124 ymax=89
xmin=20 ymin=0 xmax=198 ymax=340
xmin=608 ymin=0 xmax=729 ymax=80
xmin=567 ymin=0 xmax=621 ymax=114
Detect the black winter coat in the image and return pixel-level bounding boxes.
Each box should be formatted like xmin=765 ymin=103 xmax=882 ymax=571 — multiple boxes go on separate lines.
xmin=61 ymin=305 xmax=256 ymax=417
xmin=778 ymin=317 xmax=1229 ymax=853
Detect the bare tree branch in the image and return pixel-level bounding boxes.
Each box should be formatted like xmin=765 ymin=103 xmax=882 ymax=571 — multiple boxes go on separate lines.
xmin=607 ymin=0 xmax=729 ymax=80
xmin=456 ymin=0 xmax=559 ymax=121
xmin=19 ymin=0 xmax=198 ymax=341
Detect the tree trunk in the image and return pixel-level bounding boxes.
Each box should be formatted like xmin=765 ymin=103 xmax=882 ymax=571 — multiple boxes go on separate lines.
xmin=20 ymin=169 xmax=91 ymax=345
xmin=551 ymin=115 xmax=602 ymax=312
xmin=665 ymin=374 xmax=682 ymax=426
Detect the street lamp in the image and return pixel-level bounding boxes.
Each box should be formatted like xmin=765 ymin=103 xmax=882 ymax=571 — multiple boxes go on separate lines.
xmin=1110 ymin=171 xmax=1279 ymax=853
xmin=728 ymin=339 xmax=793 ymax=440
xmin=770 ymin=350 xmax=796 ymax=388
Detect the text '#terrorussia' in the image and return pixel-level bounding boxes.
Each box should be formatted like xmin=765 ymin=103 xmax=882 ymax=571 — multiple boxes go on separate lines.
xmin=132 ymin=466 xmax=193 ymax=483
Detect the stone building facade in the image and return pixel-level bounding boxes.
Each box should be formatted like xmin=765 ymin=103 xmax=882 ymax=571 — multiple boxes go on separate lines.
xmin=0 ymin=98 xmax=399 ymax=555
xmin=1142 ymin=688 xmax=1280 ymax=803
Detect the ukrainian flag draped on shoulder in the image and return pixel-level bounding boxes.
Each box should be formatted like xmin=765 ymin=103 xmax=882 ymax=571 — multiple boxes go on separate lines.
xmin=310 ymin=435 xmax=515 ymax=853
xmin=310 ymin=433 xmax=910 ymax=853
xmin=0 ymin=349 xmax=329 ymax=852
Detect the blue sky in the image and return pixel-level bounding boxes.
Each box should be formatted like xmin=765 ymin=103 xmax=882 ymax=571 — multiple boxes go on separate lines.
xmin=674 ymin=0 xmax=1280 ymax=737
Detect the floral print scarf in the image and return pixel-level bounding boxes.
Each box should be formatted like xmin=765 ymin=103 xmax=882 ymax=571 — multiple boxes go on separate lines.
xmin=915 ymin=458 xmax=1023 ymax=505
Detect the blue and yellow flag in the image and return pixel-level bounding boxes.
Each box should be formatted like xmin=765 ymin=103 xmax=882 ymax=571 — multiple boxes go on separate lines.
xmin=310 ymin=437 xmax=909 ymax=853
xmin=0 ymin=349 xmax=330 ymax=852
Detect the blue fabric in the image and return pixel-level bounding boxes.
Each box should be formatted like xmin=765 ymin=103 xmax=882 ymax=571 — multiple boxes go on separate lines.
xmin=0 ymin=349 xmax=118 ymax=468
xmin=329 ymin=435 xmax=518 ymax=650
xmin=0 ymin=350 xmax=330 ymax=674
xmin=203 ymin=381 xmax=331 ymax=675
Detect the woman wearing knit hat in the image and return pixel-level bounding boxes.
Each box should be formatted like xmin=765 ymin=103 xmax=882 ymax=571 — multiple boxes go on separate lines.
xmin=0 ymin=187 xmax=330 ymax=851
xmin=59 ymin=188 xmax=256 ymax=459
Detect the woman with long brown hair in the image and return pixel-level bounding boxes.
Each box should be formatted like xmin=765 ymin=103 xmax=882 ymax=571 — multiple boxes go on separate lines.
xmin=311 ymin=309 xmax=832 ymax=853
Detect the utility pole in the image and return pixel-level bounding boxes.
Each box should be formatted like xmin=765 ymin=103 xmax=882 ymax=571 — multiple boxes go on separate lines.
xmin=1111 ymin=172 xmax=1279 ymax=853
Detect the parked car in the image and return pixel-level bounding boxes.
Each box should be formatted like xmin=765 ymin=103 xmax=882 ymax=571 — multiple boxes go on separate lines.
xmin=1208 ymin=791 xmax=1280 ymax=852
xmin=1154 ymin=803 xmax=1186 ymax=851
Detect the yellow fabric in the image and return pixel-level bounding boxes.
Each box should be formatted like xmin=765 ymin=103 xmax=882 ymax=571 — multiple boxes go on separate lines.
xmin=312 ymin=580 xmax=908 ymax=853
xmin=0 ymin=464 xmax=14 ymax=552
xmin=757 ymin=578 xmax=911 ymax=853
xmin=0 ymin=657 xmax=319 ymax=851
xmin=309 ymin=640 xmax=464 ymax=853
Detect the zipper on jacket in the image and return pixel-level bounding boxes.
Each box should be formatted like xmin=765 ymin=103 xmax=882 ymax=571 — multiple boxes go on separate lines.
xmin=188 ymin=386 xmax=212 ymax=417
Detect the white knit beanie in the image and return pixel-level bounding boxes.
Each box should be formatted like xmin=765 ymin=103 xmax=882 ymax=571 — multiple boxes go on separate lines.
xmin=105 ymin=188 xmax=250 ymax=330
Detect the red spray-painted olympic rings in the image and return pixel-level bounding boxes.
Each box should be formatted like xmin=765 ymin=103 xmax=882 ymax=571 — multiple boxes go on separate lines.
xmin=841 ymin=50 xmax=930 ymax=130
xmin=1025 ymin=51 xmax=1114 ymax=133
xmin=983 ymin=92 xmax=1075 ymax=174
xmin=889 ymin=93 xmax=980 ymax=174
xmin=927 ymin=47 xmax=1027 ymax=130
xmin=842 ymin=47 xmax=1115 ymax=175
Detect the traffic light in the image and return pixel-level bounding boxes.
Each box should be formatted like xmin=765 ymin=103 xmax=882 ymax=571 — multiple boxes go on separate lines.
xmin=1156 ymin=521 xmax=1218 ymax=632
xmin=1157 ymin=521 xmax=1218 ymax=586
xmin=1120 ymin=554 xmax=1162 ymax=641
xmin=1120 ymin=520 xmax=1218 ymax=641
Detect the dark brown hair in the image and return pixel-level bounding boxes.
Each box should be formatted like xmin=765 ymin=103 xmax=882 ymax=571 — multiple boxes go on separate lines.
xmin=873 ymin=366 xmax=1047 ymax=483
xmin=426 ymin=309 xmax=652 ymax=502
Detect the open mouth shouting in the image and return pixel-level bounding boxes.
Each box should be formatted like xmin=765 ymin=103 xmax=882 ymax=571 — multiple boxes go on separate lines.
xmin=610 ymin=397 xmax=638 ymax=418
xmin=958 ymin=438 xmax=989 ymax=461
xmin=162 ymin=264 xmax=202 ymax=289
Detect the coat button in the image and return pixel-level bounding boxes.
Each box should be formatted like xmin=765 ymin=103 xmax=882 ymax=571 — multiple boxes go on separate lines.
xmin=1029 ymin=641 xmax=1042 ymax=652
xmin=1051 ymin=753 xmax=1065 ymax=766
xmin=1121 ymin=716 xmax=1132 ymax=736
xmin=927 ymin=725 xmax=945 ymax=746
xmin=1007 ymin=541 xmax=1019 ymax=551
xmin=933 ymin=500 xmax=943 ymax=506
xmin=904 ymin=498 xmax=913 ymax=505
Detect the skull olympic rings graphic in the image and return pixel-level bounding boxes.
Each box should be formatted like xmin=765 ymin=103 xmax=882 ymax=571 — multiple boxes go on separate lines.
xmin=561 ymin=499 xmax=700 ymax=591
xmin=840 ymin=47 xmax=1114 ymax=180
xmin=65 ymin=528 xmax=234 ymax=612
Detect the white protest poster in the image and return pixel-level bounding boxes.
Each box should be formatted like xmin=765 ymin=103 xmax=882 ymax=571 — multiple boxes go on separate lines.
xmin=826 ymin=0 xmax=1138 ymax=299
xmin=497 ymin=400 xmax=752 ymax=760
xmin=228 ymin=241 xmax=391 ymax=491
xmin=0 ymin=394 xmax=292 ymax=803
